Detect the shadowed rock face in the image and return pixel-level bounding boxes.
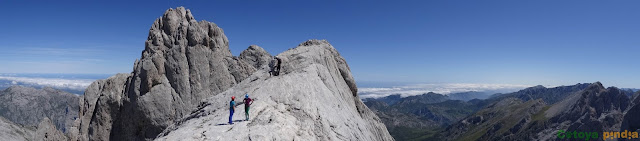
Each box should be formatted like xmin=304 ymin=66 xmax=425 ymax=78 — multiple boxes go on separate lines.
xmin=0 ymin=86 xmax=79 ymax=133
xmin=621 ymin=91 xmax=640 ymax=133
xmin=75 ymin=73 xmax=130 ymax=141
xmin=74 ymin=7 xmax=391 ymax=141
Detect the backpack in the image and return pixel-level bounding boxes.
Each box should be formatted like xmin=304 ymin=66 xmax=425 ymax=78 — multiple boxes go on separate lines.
xmin=268 ymin=59 xmax=277 ymax=68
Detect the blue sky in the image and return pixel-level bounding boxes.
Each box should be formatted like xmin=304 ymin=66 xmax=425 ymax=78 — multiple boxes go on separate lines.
xmin=0 ymin=0 xmax=638 ymax=88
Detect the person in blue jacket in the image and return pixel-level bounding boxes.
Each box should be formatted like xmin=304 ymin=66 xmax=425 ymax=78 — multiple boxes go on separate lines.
xmin=229 ymin=96 xmax=236 ymax=124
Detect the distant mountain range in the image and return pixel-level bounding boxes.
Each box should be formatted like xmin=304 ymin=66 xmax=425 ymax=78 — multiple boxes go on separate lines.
xmin=0 ymin=86 xmax=79 ymax=140
xmin=365 ymin=82 xmax=640 ymax=141
xmin=364 ymin=91 xmax=498 ymax=140
xmin=363 ymin=91 xmax=494 ymax=104
xmin=0 ymin=73 xmax=110 ymax=94
xmin=0 ymin=79 xmax=86 ymax=94
xmin=0 ymin=86 xmax=79 ymax=132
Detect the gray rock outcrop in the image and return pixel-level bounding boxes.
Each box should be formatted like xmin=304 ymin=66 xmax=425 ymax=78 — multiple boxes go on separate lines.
xmin=75 ymin=7 xmax=392 ymax=141
xmin=74 ymin=7 xmax=261 ymax=141
xmin=621 ymin=90 xmax=640 ymax=133
xmin=0 ymin=86 xmax=79 ymax=133
xmin=75 ymin=73 xmax=130 ymax=141
xmin=239 ymin=45 xmax=272 ymax=69
xmin=34 ymin=117 xmax=67 ymax=141
xmin=112 ymin=7 xmax=259 ymax=140
xmin=156 ymin=39 xmax=393 ymax=141
xmin=0 ymin=116 xmax=34 ymax=141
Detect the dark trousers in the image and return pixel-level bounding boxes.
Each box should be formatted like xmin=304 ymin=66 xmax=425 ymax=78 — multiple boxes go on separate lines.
xmin=229 ymin=109 xmax=234 ymax=123
xmin=245 ymin=106 xmax=250 ymax=120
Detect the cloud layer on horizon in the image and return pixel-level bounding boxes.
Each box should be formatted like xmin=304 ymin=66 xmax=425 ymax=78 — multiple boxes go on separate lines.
xmin=358 ymin=83 xmax=533 ymax=99
xmin=0 ymin=76 xmax=95 ymax=93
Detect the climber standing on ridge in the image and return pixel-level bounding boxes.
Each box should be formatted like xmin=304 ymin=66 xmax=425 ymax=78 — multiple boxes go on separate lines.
xmin=229 ymin=96 xmax=236 ymax=124
xmin=269 ymin=58 xmax=274 ymax=76
xmin=243 ymin=94 xmax=253 ymax=121
xmin=269 ymin=56 xmax=280 ymax=76
xmin=276 ymin=56 xmax=282 ymax=75
xmin=269 ymin=56 xmax=283 ymax=76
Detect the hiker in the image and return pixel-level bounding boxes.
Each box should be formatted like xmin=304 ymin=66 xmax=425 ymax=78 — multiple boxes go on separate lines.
xmin=269 ymin=56 xmax=282 ymax=76
xmin=229 ymin=96 xmax=236 ymax=124
xmin=269 ymin=58 xmax=275 ymax=76
xmin=269 ymin=56 xmax=283 ymax=76
xmin=243 ymin=94 xmax=253 ymax=121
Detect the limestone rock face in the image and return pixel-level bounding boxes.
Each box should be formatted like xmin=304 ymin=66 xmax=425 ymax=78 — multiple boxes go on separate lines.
xmin=239 ymin=45 xmax=272 ymax=69
xmin=0 ymin=86 xmax=79 ymax=133
xmin=76 ymin=7 xmax=392 ymax=141
xmin=75 ymin=7 xmax=259 ymax=141
xmin=225 ymin=56 xmax=258 ymax=83
xmin=156 ymin=40 xmax=393 ymax=141
xmin=109 ymin=7 xmax=258 ymax=140
xmin=34 ymin=117 xmax=67 ymax=141
xmin=0 ymin=117 xmax=34 ymax=141
xmin=75 ymin=73 xmax=130 ymax=141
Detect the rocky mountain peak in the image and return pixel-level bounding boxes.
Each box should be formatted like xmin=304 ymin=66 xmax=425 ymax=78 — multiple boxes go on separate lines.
xmin=157 ymin=39 xmax=392 ymax=140
xmin=239 ymin=45 xmax=272 ymax=69
xmin=298 ymin=39 xmax=330 ymax=46
xmin=161 ymin=7 xmax=196 ymax=33
xmin=146 ymin=6 xmax=230 ymax=56
xmin=540 ymin=82 xmax=630 ymax=136
xmin=277 ymin=39 xmax=357 ymax=95
xmin=75 ymin=6 xmax=254 ymax=140
xmin=73 ymin=7 xmax=392 ymax=141
xmin=585 ymin=81 xmax=605 ymax=91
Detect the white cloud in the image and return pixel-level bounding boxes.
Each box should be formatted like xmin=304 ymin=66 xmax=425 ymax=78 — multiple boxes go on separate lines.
xmin=358 ymin=83 xmax=533 ymax=99
xmin=0 ymin=76 xmax=94 ymax=91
